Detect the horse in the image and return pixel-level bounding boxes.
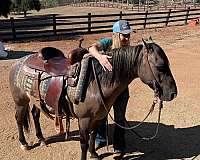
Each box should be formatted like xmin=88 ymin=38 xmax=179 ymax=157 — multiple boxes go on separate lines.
xmin=9 ymin=38 xmax=177 ymax=160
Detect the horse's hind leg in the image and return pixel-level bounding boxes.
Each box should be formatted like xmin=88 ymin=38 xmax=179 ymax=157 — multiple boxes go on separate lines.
xmin=55 ymin=116 xmax=64 ymax=135
xmin=15 ymin=104 xmax=30 ymax=150
xmin=31 ymin=105 xmax=46 ymax=146
xmin=65 ymin=116 xmax=70 ymax=140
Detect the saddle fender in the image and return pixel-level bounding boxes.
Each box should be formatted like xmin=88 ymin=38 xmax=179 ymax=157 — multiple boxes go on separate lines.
xmin=45 ymin=76 xmax=63 ymax=116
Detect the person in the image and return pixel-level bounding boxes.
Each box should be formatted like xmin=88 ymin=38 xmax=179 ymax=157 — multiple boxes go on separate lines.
xmin=0 ymin=41 xmax=8 ymax=58
xmin=88 ymin=19 xmax=133 ymax=159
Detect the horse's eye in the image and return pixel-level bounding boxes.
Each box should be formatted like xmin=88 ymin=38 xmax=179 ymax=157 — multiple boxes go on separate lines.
xmin=157 ymin=66 xmax=166 ymax=72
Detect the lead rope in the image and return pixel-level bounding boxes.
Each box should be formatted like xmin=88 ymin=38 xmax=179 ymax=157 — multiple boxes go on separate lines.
xmin=142 ymin=100 xmax=163 ymax=140
xmin=92 ymin=60 xmax=163 ymax=142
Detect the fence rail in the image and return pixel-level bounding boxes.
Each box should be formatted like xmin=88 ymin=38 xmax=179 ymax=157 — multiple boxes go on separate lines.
xmin=71 ymin=2 xmax=200 ymax=11
xmin=0 ymin=7 xmax=200 ymax=41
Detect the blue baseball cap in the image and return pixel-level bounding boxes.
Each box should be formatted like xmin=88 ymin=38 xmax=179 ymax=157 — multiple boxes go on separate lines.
xmin=112 ymin=20 xmax=132 ymax=34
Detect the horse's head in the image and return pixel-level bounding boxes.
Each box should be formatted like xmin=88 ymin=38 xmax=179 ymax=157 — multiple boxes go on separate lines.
xmin=138 ymin=38 xmax=177 ymax=101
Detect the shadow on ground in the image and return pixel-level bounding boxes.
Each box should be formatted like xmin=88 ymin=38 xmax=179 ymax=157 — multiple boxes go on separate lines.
xmin=9 ymin=34 xmax=84 ymax=43
xmin=117 ymin=121 xmax=200 ymax=160
xmin=30 ymin=121 xmax=200 ymax=160
xmin=3 ymin=50 xmax=35 ymax=59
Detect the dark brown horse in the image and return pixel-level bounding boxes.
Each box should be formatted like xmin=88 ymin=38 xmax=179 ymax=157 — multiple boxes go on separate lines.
xmin=9 ymin=39 xmax=177 ymax=160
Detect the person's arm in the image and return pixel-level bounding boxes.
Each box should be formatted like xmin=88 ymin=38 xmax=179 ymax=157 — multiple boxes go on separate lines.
xmin=88 ymin=42 xmax=112 ymax=71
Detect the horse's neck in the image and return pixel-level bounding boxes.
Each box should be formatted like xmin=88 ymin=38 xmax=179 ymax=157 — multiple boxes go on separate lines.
xmin=95 ymin=46 xmax=142 ymax=87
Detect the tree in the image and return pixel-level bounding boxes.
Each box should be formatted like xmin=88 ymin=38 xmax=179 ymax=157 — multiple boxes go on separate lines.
xmin=13 ymin=0 xmax=41 ymax=17
xmin=0 ymin=0 xmax=12 ymax=17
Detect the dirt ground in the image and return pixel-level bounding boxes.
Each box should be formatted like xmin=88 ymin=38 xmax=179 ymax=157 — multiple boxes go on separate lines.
xmin=1 ymin=15 xmax=200 ymax=160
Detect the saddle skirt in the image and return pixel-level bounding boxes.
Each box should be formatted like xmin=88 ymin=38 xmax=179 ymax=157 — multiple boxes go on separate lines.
xmin=15 ymin=52 xmax=90 ymax=117
xmin=15 ymin=53 xmax=80 ymax=116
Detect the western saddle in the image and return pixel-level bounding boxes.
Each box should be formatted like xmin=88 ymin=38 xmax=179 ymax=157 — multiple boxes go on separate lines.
xmin=24 ymin=40 xmax=88 ymax=119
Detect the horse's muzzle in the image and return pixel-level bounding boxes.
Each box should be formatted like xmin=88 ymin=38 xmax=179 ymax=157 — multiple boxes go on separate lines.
xmin=170 ymin=92 xmax=177 ymax=100
xmin=160 ymin=91 xmax=177 ymax=101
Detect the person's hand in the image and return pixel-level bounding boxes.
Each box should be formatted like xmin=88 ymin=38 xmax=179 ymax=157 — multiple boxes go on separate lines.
xmin=97 ymin=54 xmax=112 ymax=71
xmin=88 ymin=45 xmax=112 ymax=71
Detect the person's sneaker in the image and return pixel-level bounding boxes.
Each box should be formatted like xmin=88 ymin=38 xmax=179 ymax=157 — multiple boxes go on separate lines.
xmin=113 ymin=149 xmax=125 ymax=159
xmin=95 ymin=141 xmax=107 ymax=150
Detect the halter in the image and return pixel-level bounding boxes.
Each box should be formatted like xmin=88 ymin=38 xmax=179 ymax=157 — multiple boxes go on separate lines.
xmin=142 ymin=40 xmax=162 ymax=98
xmin=92 ymin=42 xmax=163 ymax=142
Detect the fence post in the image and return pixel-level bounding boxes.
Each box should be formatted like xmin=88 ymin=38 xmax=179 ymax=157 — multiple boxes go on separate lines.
xmin=165 ymin=9 xmax=171 ymax=27
xmin=53 ymin=14 xmax=57 ymax=36
xmin=144 ymin=10 xmax=148 ymax=29
xmin=10 ymin=17 xmax=16 ymax=41
xmin=185 ymin=7 xmax=190 ymax=25
xmin=119 ymin=11 xmax=122 ymax=19
xmin=88 ymin=13 xmax=91 ymax=33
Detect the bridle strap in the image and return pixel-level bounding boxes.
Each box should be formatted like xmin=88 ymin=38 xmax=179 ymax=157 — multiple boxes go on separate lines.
xmin=142 ymin=44 xmax=161 ymax=95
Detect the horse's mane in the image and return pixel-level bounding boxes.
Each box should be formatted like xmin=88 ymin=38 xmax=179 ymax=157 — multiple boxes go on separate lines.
xmin=90 ymin=41 xmax=169 ymax=87
xmin=91 ymin=45 xmax=143 ymax=86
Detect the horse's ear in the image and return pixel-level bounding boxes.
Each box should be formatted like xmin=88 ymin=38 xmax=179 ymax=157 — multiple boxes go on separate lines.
xmin=142 ymin=38 xmax=148 ymax=48
xmin=142 ymin=38 xmax=153 ymax=53
xmin=149 ymin=36 xmax=153 ymax=42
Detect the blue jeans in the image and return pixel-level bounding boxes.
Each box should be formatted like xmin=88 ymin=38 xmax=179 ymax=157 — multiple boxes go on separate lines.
xmin=96 ymin=88 xmax=129 ymax=151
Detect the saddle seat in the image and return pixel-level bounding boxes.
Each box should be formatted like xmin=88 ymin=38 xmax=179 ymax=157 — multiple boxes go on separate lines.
xmin=25 ymin=47 xmax=73 ymax=77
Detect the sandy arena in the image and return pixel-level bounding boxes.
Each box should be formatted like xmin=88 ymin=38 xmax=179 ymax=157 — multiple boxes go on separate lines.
xmin=0 ymin=8 xmax=200 ymax=159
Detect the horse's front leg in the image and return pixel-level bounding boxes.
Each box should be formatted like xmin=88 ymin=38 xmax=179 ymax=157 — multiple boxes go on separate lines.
xmin=31 ymin=105 xmax=46 ymax=146
xmin=89 ymin=129 xmax=99 ymax=159
xmin=79 ymin=118 xmax=99 ymax=160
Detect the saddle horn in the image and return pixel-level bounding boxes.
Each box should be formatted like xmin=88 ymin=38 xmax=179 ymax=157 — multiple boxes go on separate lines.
xmin=79 ymin=38 xmax=84 ymax=48
xmin=68 ymin=38 xmax=88 ymax=65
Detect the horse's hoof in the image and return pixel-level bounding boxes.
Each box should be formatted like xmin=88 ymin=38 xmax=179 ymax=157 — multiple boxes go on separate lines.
xmin=90 ymin=153 xmax=99 ymax=160
xmin=39 ymin=139 xmax=47 ymax=147
xmin=20 ymin=144 xmax=30 ymax=150
xmin=113 ymin=152 xmax=125 ymax=160
xmin=65 ymin=133 xmax=70 ymax=141
xmin=90 ymin=158 xmax=100 ymax=160
xmin=40 ymin=141 xmax=47 ymax=146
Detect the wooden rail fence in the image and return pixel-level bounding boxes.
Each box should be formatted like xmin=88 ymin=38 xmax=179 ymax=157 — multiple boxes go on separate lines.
xmin=71 ymin=2 xmax=200 ymax=12
xmin=0 ymin=7 xmax=199 ymax=41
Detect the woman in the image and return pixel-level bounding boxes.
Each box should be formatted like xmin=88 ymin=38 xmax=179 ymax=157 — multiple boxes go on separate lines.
xmin=88 ymin=20 xmax=133 ymax=159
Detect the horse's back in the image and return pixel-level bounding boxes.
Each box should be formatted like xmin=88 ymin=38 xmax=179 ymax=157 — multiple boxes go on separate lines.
xmin=9 ymin=55 xmax=31 ymax=87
